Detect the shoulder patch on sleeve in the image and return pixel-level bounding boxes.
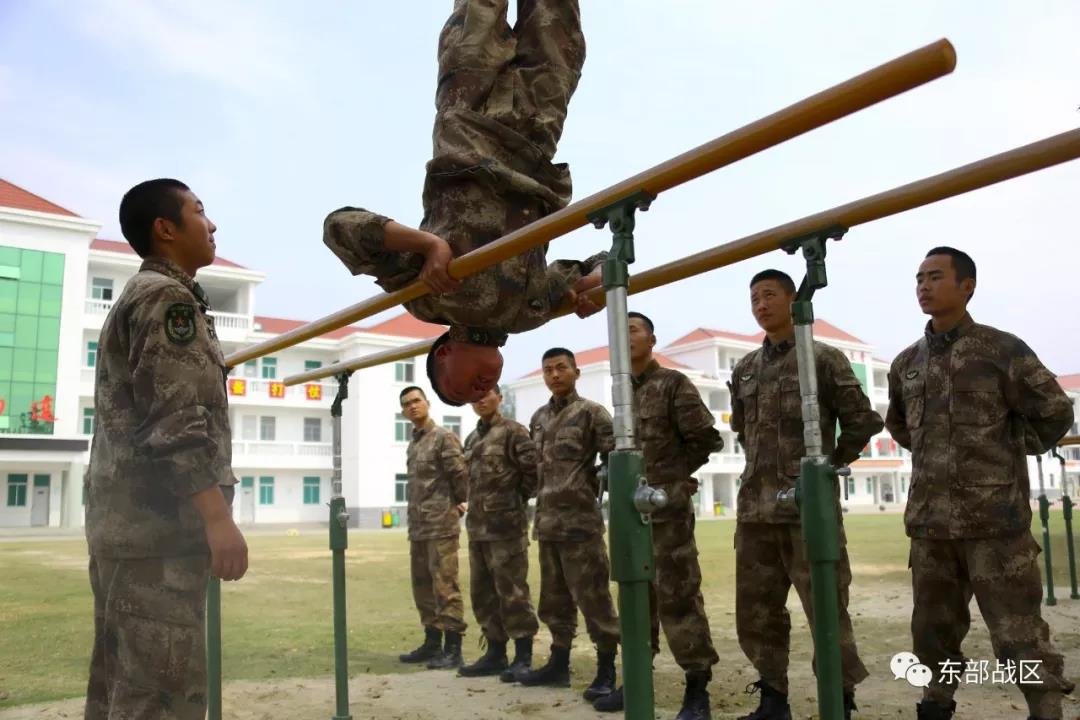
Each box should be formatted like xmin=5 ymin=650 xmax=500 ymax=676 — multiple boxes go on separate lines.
xmin=164 ymin=303 xmax=197 ymax=345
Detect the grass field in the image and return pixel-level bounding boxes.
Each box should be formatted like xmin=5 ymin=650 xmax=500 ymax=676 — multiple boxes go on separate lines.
xmin=2 ymin=511 xmax=1080 ymax=718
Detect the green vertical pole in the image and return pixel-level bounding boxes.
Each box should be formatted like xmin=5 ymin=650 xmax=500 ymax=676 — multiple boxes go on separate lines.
xmin=1036 ymin=455 xmax=1057 ymax=606
xmin=590 ymin=192 xmax=664 ymax=720
xmin=778 ymin=229 xmax=847 ymax=720
xmin=330 ymin=372 xmax=353 ymax=720
xmin=1052 ymin=449 xmax=1080 ymax=599
xmin=207 ymin=576 xmax=222 ymax=720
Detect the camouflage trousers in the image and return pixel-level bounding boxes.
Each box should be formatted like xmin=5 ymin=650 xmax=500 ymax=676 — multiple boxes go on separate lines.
xmin=649 ymin=511 xmax=719 ymax=673
xmin=84 ymin=554 xmax=210 ymax=720
xmin=469 ymin=537 xmax=539 ymax=642
xmin=538 ymin=536 xmax=620 ymax=653
xmin=411 ymin=536 xmax=467 ymax=634
xmin=910 ymin=534 xmax=1073 ymax=718
xmin=734 ymin=522 xmax=868 ymax=694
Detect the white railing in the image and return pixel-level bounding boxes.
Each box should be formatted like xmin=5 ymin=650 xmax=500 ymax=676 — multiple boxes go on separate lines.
xmin=233 ymin=441 xmax=331 ymax=457
xmin=85 ymin=299 xmax=250 ymax=331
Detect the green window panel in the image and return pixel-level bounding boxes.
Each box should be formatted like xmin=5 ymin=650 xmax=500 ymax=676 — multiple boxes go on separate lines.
xmin=261 ymin=357 xmax=277 ymax=379
xmin=83 ymin=407 xmax=95 ymax=435
xmin=41 ymin=254 xmax=64 ymax=285
xmin=14 ymin=316 xmax=37 ymax=349
xmin=865 ymin=478 xmax=873 ymax=495
xmin=7 ymin=474 xmax=27 ymax=507
xmin=9 ymin=382 xmax=34 ymax=418
xmin=37 ymin=318 xmax=59 ymax=351
xmin=0 ymin=265 xmax=19 ymax=280
xmin=16 ymin=282 xmax=40 ymax=315
xmin=850 ymin=362 xmax=868 ymax=395
xmin=20 ymin=252 xmax=42 ymax=283
xmin=394 ymin=413 xmax=410 ymax=443
xmin=0 ymin=280 xmax=15 ymax=314
xmin=39 ymin=285 xmax=62 ymax=317
xmin=0 ymin=313 xmax=13 ymax=332
xmin=12 ymin=349 xmax=34 ymax=382
xmin=33 ymin=474 xmax=49 ymax=488
xmin=394 ymin=474 xmax=408 ymax=503
xmin=35 ymin=350 xmax=58 ymax=383
xmin=0 ymin=247 xmax=18 ymax=266
xmin=303 ymin=476 xmax=320 ymax=505
xmin=86 ymin=342 xmax=98 ymax=368
xmin=304 ymin=360 xmax=322 ymax=371
xmin=240 ymin=476 xmax=254 ymax=488
xmin=0 ymin=347 xmax=12 ymax=377
xmin=258 ymin=477 xmax=274 ymax=505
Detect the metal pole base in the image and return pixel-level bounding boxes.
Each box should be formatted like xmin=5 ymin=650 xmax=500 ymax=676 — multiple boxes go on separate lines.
xmin=207 ymin=576 xmax=222 ymax=720
xmin=330 ymin=498 xmax=353 ymax=720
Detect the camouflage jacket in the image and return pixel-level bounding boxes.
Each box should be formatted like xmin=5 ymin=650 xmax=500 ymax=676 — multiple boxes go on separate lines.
xmin=730 ymin=338 xmax=884 ymax=523
xmin=323 ymin=206 xmax=605 ymax=339
xmin=633 ymin=361 xmax=723 ymax=523
xmin=462 ymin=413 xmax=538 ymax=542
xmin=886 ymin=315 xmax=1074 ymax=539
xmin=530 ymin=391 xmax=615 ymax=541
xmin=85 ymin=257 xmax=234 ymax=559
xmin=406 ymin=419 xmax=469 ymax=541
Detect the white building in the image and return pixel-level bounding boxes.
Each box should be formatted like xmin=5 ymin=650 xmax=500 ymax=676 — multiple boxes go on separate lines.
xmin=1 ymin=178 xmax=1077 ymax=528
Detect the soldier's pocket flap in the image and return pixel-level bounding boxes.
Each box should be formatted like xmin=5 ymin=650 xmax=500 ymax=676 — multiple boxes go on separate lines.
xmin=553 ymin=426 xmax=584 ymax=459
xmin=952 ymin=376 xmax=1005 ymax=425
xmin=780 ymin=377 xmax=800 ymax=393
xmin=483 ymin=494 xmax=519 ymax=512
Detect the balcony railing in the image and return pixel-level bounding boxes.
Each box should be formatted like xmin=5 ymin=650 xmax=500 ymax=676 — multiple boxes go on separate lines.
xmin=233 ymin=441 xmax=332 ymax=458
xmin=85 ymin=299 xmax=251 ymax=332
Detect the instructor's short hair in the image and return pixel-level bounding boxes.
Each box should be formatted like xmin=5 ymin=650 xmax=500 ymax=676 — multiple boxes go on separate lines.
xmin=750 ymin=269 xmax=796 ymax=295
xmin=119 ymin=179 xmax=190 ymax=257
xmin=628 ymin=311 xmax=654 ymax=335
xmin=542 ymin=347 xmax=577 ymax=367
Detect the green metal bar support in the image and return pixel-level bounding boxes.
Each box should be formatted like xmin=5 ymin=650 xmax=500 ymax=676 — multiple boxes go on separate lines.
xmin=330 ymin=372 xmax=354 ymax=720
xmin=1052 ymin=448 xmax=1080 ymax=599
xmin=207 ymin=576 xmax=222 ymax=720
xmin=589 ymin=191 xmax=664 ymax=720
xmin=1036 ymin=455 xmax=1057 ymax=606
xmin=778 ymin=227 xmax=848 ymax=720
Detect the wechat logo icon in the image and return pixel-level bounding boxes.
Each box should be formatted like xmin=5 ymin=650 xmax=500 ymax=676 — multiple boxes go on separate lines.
xmin=891 ymin=651 xmax=933 ymax=688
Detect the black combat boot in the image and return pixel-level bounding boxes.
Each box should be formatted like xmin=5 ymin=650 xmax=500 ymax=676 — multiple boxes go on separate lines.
xmin=582 ymin=650 xmax=617 ymax=701
xmin=592 ymin=685 xmax=623 ymax=712
xmin=915 ymin=700 xmax=956 ymax=720
xmin=427 ymin=630 xmax=463 ymax=669
xmin=398 ymin=626 xmax=442 ymax=664
xmin=500 ymin=636 xmax=534 ymax=683
xmin=675 ymin=672 xmax=711 ymax=720
xmin=458 ymin=638 xmax=508 ymax=677
xmin=518 ymin=645 xmax=570 ymax=687
xmin=843 ymin=690 xmax=857 ymax=719
xmin=737 ymin=680 xmax=791 ymax=720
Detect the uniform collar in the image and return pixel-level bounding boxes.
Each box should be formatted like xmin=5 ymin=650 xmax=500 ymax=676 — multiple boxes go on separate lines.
xmin=549 ymin=389 xmax=580 ymax=412
xmin=762 ymin=335 xmax=795 ymax=362
xmin=140 ymin=257 xmax=211 ymax=310
xmin=448 ymin=324 xmax=508 ymax=347
xmin=476 ymin=412 xmax=503 ymax=436
xmin=412 ymin=417 xmax=436 ymax=440
xmin=924 ymin=313 xmax=975 ymax=351
xmin=632 ymin=359 xmax=661 ymax=387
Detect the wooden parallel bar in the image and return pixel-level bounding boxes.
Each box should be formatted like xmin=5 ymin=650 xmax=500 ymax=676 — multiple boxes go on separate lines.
xmin=227 ymin=39 xmax=957 ymax=368
xmin=284 ymin=128 xmax=1080 ymax=386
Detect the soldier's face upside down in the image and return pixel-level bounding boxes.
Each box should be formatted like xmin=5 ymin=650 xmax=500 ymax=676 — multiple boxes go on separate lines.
xmin=434 ymin=340 xmax=504 ymax=405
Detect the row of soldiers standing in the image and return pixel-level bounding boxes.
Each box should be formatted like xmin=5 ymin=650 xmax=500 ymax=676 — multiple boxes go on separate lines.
xmin=394 ymin=248 xmax=1075 ymax=720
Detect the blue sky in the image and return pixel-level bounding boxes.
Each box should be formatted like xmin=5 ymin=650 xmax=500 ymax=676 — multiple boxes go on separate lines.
xmin=1 ymin=1 xmax=1078 ymax=378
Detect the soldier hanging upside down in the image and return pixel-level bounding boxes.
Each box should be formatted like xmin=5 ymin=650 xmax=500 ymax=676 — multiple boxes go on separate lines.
xmin=324 ymin=0 xmax=604 ymax=406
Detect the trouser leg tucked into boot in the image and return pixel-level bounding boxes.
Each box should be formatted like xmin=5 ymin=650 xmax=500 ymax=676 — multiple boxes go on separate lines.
xmin=518 ymin=644 xmax=570 ymax=687
xmin=737 ymin=680 xmax=790 ymax=720
xmin=458 ymin=637 xmax=507 ymax=677
xmin=399 ymin=627 xmax=442 ymax=664
xmin=582 ymin=650 xmax=617 ymax=701
xmin=427 ymin=630 xmax=463 ymax=670
xmin=500 ymin=636 xmax=534 ymax=683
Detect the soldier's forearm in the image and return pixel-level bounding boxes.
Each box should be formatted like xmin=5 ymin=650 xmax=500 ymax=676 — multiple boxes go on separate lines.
xmin=383 ymin=220 xmax=442 ymax=257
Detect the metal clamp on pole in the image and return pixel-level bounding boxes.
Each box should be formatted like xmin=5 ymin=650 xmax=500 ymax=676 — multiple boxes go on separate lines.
xmin=330 ymin=371 xmax=353 ymax=720
xmin=774 ymin=225 xmax=848 ymax=720
xmin=589 ymin=190 xmax=656 ymax=720
xmin=1051 ymin=447 xmax=1080 ymax=600
xmin=1036 ymin=455 xmax=1057 ymax=606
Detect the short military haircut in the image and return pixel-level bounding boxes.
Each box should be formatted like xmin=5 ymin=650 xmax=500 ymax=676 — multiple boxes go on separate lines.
xmin=542 ymin=347 xmax=577 ymax=367
xmin=399 ymin=385 xmax=426 ymax=403
xmin=925 ymin=246 xmax=976 ymax=284
xmin=628 ymin=311 xmax=654 ymax=335
xmin=425 ymin=333 xmax=464 ymax=407
xmin=118 ymin=179 xmax=190 ymax=258
xmin=750 ymin=268 xmax=797 ymax=295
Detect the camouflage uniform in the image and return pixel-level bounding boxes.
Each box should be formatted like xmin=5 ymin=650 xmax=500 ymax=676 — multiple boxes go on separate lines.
xmin=887 ymin=314 xmax=1075 ymax=718
xmin=407 ymin=419 xmax=469 ymax=634
xmin=529 ymin=391 xmax=620 ymax=653
xmin=84 ymin=257 xmax=235 ymax=720
xmin=632 ymin=360 xmax=722 ymax=673
xmin=729 ymin=337 xmax=883 ymax=694
xmin=462 ymin=413 xmax=540 ymax=642
xmin=322 ymin=0 xmax=605 ymax=341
